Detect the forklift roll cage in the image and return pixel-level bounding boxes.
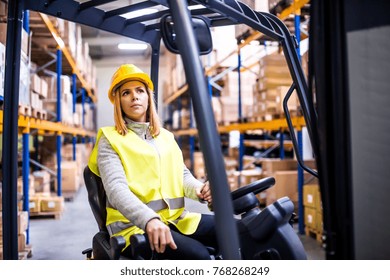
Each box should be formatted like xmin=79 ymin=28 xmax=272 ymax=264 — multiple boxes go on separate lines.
xmin=2 ymin=0 xmax=318 ymax=260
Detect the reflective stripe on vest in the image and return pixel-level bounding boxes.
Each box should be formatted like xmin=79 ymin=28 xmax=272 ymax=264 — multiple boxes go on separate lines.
xmin=107 ymin=198 xmax=184 ymax=213
xmin=107 ymin=209 xmax=190 ymax=235
xmin=147 ymin=197 xmax=184 ymax=212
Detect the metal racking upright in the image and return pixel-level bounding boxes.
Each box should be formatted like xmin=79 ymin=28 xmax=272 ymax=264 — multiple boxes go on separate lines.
xmin=1 ymin=0 xmax=97 ymax=259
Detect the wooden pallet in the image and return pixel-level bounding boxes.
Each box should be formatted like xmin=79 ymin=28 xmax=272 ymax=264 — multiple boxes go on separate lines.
xmin=19 ymin=244 xmax=33 ymax=259
xmin=63 ymin=191 xmax=78 ymax=202
xmin=29 ymin=211 xmax=62 ymax=220
xmin=31 ymin=108 xmax=47 ymax=120
xmin=18 ymin=104 xmax=32 ymax=117
xmin=305 ymin=227 xmax=323 ymax=243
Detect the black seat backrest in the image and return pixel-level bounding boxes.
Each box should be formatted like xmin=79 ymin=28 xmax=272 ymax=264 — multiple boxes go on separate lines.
xmin=83 ymin=166 xmax=108 ymax=232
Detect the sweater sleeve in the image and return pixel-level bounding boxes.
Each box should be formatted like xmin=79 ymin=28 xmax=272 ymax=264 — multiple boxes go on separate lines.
xmin=183 ymin=165 xmax=205 ymax=200
xmin=97 ymin=135 xmax=159 ymax=231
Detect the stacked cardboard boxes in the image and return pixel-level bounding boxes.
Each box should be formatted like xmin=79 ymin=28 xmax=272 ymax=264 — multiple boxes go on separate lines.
xmin=303 ymin=183 xmax=323 ymax=242
xmin=0 ymin=211 xmax=29 ymax=260
xmin=217 ymin=71 xmax=255 ymax=124
xmin=30 ymin=71 xmax=48 ymax=119
xmin=252 ymin=53 xmax=298 ymax=121
xmin=261 ymin=158 xmax=317 ymax=209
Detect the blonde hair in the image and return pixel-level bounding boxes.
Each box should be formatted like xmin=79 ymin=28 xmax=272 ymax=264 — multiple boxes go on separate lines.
xmin=113 ymin=82 xmax=161 ymax=137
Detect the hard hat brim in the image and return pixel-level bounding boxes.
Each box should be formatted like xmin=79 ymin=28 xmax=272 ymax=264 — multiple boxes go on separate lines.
xmin=108 ymin=72 xmax=154 ymax=103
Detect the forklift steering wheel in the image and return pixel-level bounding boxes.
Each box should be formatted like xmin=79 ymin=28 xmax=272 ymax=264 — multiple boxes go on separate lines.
xmin=231 ymin=177 xmax=275 ymax=200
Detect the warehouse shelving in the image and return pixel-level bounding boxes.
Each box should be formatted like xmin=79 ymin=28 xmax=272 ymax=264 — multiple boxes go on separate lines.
xmin=168 ymin=1 xmax=309 ymax=161
xmin=0 ymin=110 xmax=95 ymax=136
xmin=164 ymin=0 xmax=310 ymax=106
xmin=173 ymin=115 xmax=306 ymax=136
xmin=1 ymin=1 xmax=97 ymax=258
xmin=30 ymin=12 xmax=96 ymax=103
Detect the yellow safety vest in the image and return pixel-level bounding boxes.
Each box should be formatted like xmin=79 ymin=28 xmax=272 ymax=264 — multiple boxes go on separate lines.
xmin=88 ymin=126 xmax=201 ymax=248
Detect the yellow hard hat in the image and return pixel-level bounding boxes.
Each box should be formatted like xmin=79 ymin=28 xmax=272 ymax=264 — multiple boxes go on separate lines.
xmin=108 ymin=64 xmax=154 ymax=103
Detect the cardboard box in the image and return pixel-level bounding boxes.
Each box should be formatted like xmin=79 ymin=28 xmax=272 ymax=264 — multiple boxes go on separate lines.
xmin=0 ymin=22 xmax=6 ymax=44
xmin=261 ymin=159 xmax=298 ymax=174
xmin=265 ymin=170 xmax=312 ymax=206
xmin=40 ymin=196 xmax=64 ymax=212
xmin=304 ymin=206 xmax=317 ymax=230
xmin=31 ymin=74 xmax=41 ymax=94
xmin=261 ymin=158 xmax=317 ymax=175
xmin=29 ymin=196 xmax=41 ymax=213
xmin=236 ymin=169 xmax=263 ymax=187
xmin=0 ymin=2 xmax=7 ymax=18
xmin=32 ymin=170 xmax=51 ymax=194
xmin=316 ymin=209 xmax=323 ymax=233
xmin=57 ymin=161 xmax=80 ymax=193
xmin=303 ymin=184 xmax=321 ymax=209
xmin=18 ymin=232 xmax=27 ymax=252
xmin=193 ymin=152 xmax=206 ymax=180
xmin=18 ymin=211 xmax=28 ymax=235
xmin=40 ymin=77 xmax=48 ymax=99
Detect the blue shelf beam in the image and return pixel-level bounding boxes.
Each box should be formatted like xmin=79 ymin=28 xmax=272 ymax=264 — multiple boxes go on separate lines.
xmin=72 ymin=74 xmax=77 ymax=161
xmin=81 ymin=88 xmax=86 ymax=127
xmin=56 ymin=49 xmax=62 ymax=196
xmin=279 ymin=129 xmax=285 ymax=159
xmin=22 ymin=6 xmax=31 ymax=245
xmin=297 ymin=130 xmax=304 ymax=234
xmin=22 ymin=132 xmax=30 ymax=244
xmin=189 ymin=100 xmax=195 ymax=171
xmin=237 ymin=50 xmax=244 ymax=171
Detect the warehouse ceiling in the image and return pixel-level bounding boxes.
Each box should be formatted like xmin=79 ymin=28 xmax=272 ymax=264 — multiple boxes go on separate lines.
xmin=77 ymin=0 xmax=310 ymax=62
xmin=79 ymin=0 xmax=161 ymax=61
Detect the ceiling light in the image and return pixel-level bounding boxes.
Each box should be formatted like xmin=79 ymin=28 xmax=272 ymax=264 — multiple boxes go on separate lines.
xmin=121 ymin=8 xmax=158 ymax=19
xmin=118 ymin=43 xmax=148 ymax=50
xmin=188 ymin=4 xmax=205 ymax=10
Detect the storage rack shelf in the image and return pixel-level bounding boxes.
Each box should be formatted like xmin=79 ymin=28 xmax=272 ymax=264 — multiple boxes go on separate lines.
xmin=29 ymin=11 xmax=96 ymax=103
xmin=1 ymin=0 xmax=99 ymax=260
xmin=163 ymin=0 xmax=310 ymax=106
xmin=173 ymin=116 xmax=306 ymax=136
xmin=0 ymin=111 xmax=95 ymax=137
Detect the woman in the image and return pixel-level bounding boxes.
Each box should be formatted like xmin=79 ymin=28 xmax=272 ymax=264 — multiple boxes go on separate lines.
xmin=88 ymin=64 xmax=218 ymax=259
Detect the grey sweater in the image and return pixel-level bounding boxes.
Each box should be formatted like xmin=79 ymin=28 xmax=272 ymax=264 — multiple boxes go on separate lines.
xmin=97 ymin=118 xmax=204 ymax=232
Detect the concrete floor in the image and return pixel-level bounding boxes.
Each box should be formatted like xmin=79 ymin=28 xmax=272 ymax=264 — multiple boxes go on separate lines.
xmin=28 ymin=185 xmax=325 ymax=260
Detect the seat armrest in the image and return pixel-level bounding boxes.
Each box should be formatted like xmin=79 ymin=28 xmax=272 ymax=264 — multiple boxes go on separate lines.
xmin=110 ymin=235 xmax=126 ymax=260
xmin=130 ymin=234 xmax=148 ymax=260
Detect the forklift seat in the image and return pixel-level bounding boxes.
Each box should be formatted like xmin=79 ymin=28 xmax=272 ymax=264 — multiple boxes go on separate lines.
xmin=83 ymin=166 xmax=148 ymax=260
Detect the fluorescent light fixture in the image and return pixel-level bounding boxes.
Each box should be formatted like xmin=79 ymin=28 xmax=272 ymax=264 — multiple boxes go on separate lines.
xmin=122 ymin=8 xmax=158 ymax=19
xmin=118 ymin=43 xmax=148 ymax=50
xmin=188 ymin=4 xmax=205 ymax=10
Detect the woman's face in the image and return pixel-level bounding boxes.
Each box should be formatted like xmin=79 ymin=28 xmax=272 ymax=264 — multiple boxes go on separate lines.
xmin=119 ymin=80 xmax=149 ymax=122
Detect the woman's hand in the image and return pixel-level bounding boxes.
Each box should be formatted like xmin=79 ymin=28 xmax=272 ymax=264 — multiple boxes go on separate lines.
xmin=196 ymin=181 xmax=212 ymax=204
xmin=145 ymin=218 xmax=177 ymax=253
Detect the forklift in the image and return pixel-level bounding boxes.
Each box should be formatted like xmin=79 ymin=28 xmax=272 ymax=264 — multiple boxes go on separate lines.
xmin=2 ymin=0 xmax=389 ymax=260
